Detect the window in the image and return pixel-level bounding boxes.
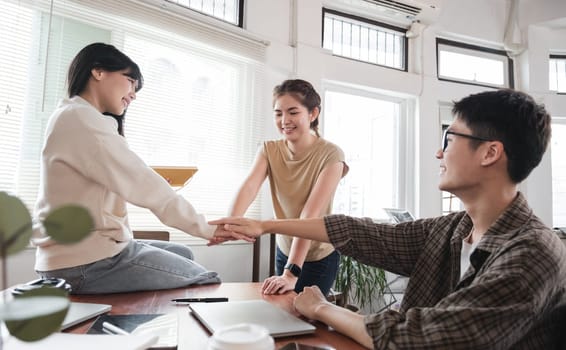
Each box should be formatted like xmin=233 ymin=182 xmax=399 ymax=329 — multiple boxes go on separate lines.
xmin=439 ymin=105 xmax=462 ymax=215
xmin=0 ymin=0 xmax=266 ymax=244
xmin=323 ymin=86 xmax=412 ymax=221
xmin=552 ymin=118 xmax=566 ymax=227
xmin=440 ymin=123 xmax=462 ymax=215
xmin=437 ymin=38 xmax=513 ymax=89
xmin=0 ymin=2 xmax=33 ymax=198
xmin=164 ymin=0 xmax=244 ymax=27
xmin=322 ymin=9 xmax=407 ymax=71
xmin=549 ymin=55 xmax=566 ymax=93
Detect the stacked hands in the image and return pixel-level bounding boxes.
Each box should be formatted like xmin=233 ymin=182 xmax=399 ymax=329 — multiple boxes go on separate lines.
xmin=208 ymin=217 xmax=261 ymax=245
xmin=208 ymin=217 xmax=330 ymax=319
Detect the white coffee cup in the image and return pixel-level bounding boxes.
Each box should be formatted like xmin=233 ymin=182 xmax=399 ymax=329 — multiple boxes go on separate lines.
xmin=207 ymin=323 xmax=275 ymax=350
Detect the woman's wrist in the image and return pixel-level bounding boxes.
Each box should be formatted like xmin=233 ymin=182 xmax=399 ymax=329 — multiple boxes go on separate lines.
xmin=262 ymin=219 xmax=277 ymax=234
xmin=282 ymin=269 xmax=299 ymax=280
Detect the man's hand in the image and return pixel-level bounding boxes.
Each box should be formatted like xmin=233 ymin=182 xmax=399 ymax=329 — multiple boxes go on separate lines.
xmin=208 ymin=217 xmax=264 ymax=238
xmin=293 ymin=286 xmax=331 ymax=320
xmin=209 ymin=224 xmax=255 ymax=245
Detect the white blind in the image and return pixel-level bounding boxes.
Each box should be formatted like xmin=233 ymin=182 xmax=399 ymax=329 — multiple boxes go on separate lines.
xmin=0 ymin=2 xmax=33 ymax=197
xmin=0 ymin=0 xmax=266 ymax=244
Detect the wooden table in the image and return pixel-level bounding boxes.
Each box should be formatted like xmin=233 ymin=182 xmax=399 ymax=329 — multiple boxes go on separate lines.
xmin=67 ymin=282 xmax=366 ymax=350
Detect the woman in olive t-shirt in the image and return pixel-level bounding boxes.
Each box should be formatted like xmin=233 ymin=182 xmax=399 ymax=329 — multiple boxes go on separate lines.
xmin=228 ymin=79 xmax=349 ymax=295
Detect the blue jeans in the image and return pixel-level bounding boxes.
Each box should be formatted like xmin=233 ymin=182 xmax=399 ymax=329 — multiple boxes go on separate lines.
xmin=37 ymin=240 xmax=220 ymax=294
xmin=275 ymin=247 xmax=340 ymax=295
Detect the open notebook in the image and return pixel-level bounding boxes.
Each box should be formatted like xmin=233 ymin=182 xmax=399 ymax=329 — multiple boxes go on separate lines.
xmin=189 ymin=299 xmax=315 ymax=338
xmin=87 ymin=313 xmax=178 ymax=349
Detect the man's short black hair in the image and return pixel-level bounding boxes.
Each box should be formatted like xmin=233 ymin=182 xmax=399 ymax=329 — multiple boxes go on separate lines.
xmin=453 ymin=89 xmax=551 ymax=183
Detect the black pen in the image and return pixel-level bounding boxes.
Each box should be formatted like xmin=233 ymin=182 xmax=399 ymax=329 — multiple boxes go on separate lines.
xmin=171 ymin=297 xmax=229 ymax=303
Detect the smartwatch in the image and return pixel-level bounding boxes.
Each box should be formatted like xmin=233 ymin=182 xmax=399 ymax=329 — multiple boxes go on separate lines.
xmin=284 ymin=263 xmax=302 ymax=277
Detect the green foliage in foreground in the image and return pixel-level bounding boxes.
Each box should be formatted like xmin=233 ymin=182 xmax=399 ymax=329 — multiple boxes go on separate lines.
xmin=0 ymin=191 xmax=93 ymax=342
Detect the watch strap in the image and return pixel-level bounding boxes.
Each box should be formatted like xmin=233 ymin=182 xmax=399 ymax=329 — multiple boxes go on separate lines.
xmin=284 ymin=263 xmax=302 ymax=277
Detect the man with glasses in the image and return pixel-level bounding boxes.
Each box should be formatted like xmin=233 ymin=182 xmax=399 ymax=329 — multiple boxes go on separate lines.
xmin=212 ymin=89 xmax=566 ymax=349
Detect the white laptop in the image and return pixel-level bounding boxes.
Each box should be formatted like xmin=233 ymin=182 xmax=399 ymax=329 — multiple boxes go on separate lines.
xmin=60 ymin=302 xmax=111 ymax=330
xmin=383 ymin=208 xmax=415 ymax=223
xmin=189 ymin=300 xmax=316 ymax=337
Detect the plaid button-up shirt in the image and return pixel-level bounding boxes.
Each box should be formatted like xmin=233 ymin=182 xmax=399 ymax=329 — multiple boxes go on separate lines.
xmin=325 ymin=193 xmax=566 ymax=349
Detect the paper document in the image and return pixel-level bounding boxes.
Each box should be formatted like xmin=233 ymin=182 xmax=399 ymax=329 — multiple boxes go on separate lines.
xmin=3 ymin=332 xmax=158 ymax=350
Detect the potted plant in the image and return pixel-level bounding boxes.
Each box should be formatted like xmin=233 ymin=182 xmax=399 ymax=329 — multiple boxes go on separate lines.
xmin=0 ymin=191 xmax=93 ymax=347
xmin=333 ymin=255 xmax=391 ymax=312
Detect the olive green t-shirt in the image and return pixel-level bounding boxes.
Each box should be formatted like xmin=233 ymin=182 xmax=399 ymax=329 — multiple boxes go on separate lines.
xmin=263 ymin=137 xmax=349 ymax=261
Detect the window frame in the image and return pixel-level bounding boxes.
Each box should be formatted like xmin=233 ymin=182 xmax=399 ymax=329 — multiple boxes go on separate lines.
xmin=322 ymin=81 xmax=415 ymax=219
xmin=439 ymin=104 xmax=463 ymax=215
xmin=0 ymin=0 xmax=265 ymax=246
xmin=322 ymin=8 xmax=408 ymax=72
xmin=436 ymin=38 xmax=514 ymax=89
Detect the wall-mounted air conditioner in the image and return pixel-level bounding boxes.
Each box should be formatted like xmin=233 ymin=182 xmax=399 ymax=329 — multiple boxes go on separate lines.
xmin=324 ymin=0 xmax=442 ymax=27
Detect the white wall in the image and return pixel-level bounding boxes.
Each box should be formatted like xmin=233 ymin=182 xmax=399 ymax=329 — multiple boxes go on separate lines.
xmin=0 ymin=249 xmax=37 ymax=288
xmin=243 ymin=0 xmax=566 ymax=282
xmin=245 ymin=0 xmax=566 ymax=223
xmin=4 ymin=0 xmax=566 ymax=287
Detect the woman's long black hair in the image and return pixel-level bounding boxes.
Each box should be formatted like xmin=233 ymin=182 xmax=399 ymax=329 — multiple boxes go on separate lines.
xmin=68 ymin=43 xmax=142 ymax=137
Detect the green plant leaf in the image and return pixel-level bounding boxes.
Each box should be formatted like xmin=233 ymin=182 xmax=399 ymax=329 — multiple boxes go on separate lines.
xmin=2 ymin=287 xmax=69 ymax=342
xmin=0 ymin=191 xmax=33 ymax=256
xmin=335 ymin=255 xmax=387 ymax=310
xmin=43 ymin=205 xmax=94 ymax=243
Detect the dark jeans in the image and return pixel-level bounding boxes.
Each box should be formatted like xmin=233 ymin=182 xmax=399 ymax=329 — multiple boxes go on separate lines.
xmin=275 ymin=247 xmax=340 ymax=295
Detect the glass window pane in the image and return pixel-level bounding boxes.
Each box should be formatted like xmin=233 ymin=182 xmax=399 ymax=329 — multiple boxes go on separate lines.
xmin=439 ymin=121 xmax=462 ymax=215
xmin=0 ymin=2 xmax=34 ymax=195
xmin=368 ymin=30 xmax=377 ymax=64
xmin=560 ymin=61 xmax=566 ymax=92
xmin=549 ymin=57 xmax=566 ymax=93
xmin=385 ymin=33 xmax=394 ymax=67
xmin=377 ymin=31 xmax=386 ymax=65
xmin=550 ymin=60 xmax=558 ymax=91
xmin=324 ymin=90 xmax=401 ymax=220
xmin=332 ymin=20 xmax=344 ymax=55
xmin=323 ymin=17 xmax=334 ymax=51
xmin=439 ymin=51 xmax=505 ymax=85
xmin=342 ymin=22 xmax=352 ymax=58
xmin=437 ymin=40 xmax=510 ymax=88
xmin=360 ymin=27 xmax=369 ymax=62
xmin=322 ymin=9 xmax=407 ymax=70
xmin=166 ymin=0 xmax=241 ymax=26
xmin=351 ymin=24 xmax=360 ymax=60
xmin=0 ymin=0 xmax=263 ymax=245
xmin=393 ymin=35 xmax=402 ymax=69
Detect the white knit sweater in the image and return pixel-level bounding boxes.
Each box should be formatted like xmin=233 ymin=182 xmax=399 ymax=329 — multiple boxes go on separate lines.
xmin=32 ymin=96 xmax=214 ymax=271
